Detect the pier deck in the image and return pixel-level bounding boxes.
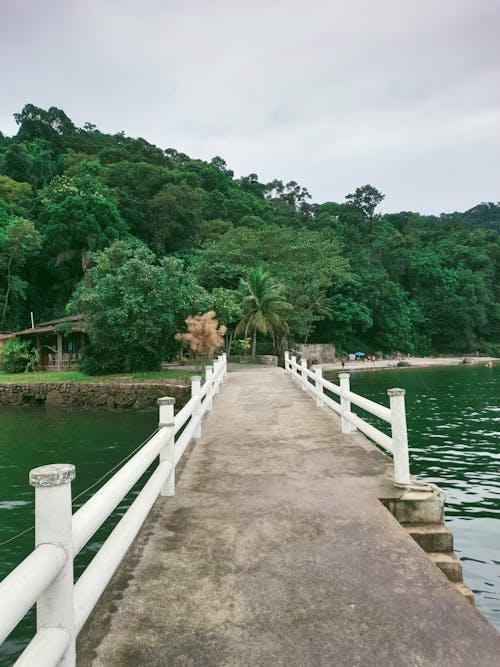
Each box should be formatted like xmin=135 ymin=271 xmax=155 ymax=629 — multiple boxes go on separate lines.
xmin=78 ymin=366 xmax=500 ymax=666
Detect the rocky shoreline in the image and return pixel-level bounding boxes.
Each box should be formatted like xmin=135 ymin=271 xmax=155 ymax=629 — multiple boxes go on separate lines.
xmin=0 ymin=381 xmax=190 ymax=410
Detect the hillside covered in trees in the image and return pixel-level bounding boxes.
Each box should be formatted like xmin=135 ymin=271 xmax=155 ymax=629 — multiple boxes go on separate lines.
xmin=0 ymin=104 xmax=498 ymax=370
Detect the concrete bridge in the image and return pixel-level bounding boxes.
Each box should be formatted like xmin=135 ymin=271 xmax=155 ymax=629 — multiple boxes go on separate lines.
xmin=75 ymin=365 xmax=500 ymax=666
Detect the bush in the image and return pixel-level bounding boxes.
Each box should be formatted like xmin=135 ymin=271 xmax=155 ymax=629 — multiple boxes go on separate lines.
xmin=80 ymin=347 xmax=160 ymax=375
xmin=0 ymin=339 xmax=38 ymax=373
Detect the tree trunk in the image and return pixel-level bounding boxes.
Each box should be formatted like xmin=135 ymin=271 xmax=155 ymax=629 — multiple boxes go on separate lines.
xmin=252 ymin=328 xmax=257 ymax=358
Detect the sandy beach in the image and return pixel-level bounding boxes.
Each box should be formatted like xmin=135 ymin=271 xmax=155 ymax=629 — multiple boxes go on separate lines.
xmin=321 ymin=356 xmax=498 ymax=372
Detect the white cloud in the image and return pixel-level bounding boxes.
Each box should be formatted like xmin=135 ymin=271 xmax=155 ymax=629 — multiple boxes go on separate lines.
xmin=1 ymin=0 xmax=499 ymax=212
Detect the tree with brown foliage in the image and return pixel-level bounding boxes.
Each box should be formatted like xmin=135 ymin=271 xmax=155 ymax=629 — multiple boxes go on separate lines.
xmin=175 ymin=311 xmax=227 ymax=364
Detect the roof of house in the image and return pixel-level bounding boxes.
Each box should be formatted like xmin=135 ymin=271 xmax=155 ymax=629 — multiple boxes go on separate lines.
xmin=0 ymin=314 xmax=85 ymax=341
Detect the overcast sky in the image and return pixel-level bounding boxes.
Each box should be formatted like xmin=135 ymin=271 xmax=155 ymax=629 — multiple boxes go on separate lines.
xmin=1 ymin=0 xmax=499 ymax=213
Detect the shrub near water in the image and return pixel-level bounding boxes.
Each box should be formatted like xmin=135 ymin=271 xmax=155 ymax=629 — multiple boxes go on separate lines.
xmin=0 ymin=339 xmax=38 ymax=373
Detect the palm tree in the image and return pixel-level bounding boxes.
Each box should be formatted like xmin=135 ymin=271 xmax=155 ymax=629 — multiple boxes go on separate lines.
xmin=236 ymin=268 xmax=292 ymax=357
xmin=303 ymin=289 xmax=332 ymax=344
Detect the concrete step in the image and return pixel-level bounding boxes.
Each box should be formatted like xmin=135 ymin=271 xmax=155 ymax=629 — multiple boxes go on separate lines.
xmin=403 ymin=523 xmax=454 ymax=553
xmin=453 ymin=582 xmax=475 ymax=606
xmin=429 ymin=552 xmax=463 ymax=582
xmin=382 ymin=489 xmax=444 ymax=524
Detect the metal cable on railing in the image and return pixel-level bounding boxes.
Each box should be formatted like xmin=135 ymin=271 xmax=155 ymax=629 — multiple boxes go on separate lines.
xmin=0 ymin=430 xmax=161 ymax=550
xmin=0 ymin=352 xmax=229 ymax=666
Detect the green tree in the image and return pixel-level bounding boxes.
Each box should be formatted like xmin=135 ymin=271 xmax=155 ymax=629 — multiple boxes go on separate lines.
xmin=236 ymin=268 xmax=292 ymax=356
xmin=0 ymin=205 xmax=42 ymax=327
xmin=70 ymin=239 xmax=206 ymax=372
xmin=38 ymin=163 xmax=127 ymax=293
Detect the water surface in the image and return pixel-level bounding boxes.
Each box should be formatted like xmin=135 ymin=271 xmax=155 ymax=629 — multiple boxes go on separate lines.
xmin=0 ymin=407 xmax=156 ymax=665
xmin=326 ymin=364 xmax=499 ymax=631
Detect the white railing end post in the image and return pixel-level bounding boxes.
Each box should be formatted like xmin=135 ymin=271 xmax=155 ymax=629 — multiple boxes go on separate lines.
xmin=157 ymin=397 xmax=175 ymax=496
xmin=284 ymin=350 xmax=290 ymax=371
xmin=388 ymin=387 xmax=410 ymax=486
xmin=29 ymin=463 xmax=76 ymax=667
xmin=191 ymin=375 xmax=203 ymax=439
xmin=300 ymin=358 xmax=308 ymax=390
xmin=313 ymin=365 xmax=323 ymax=406
xmin=339 ymin=372 xmax=353 ymax=434
xmin=205 ymin=366 xmax=214 ymax=411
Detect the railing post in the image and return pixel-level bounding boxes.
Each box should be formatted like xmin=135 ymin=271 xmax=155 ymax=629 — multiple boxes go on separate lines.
xmin=158 ymin=396 xmax=175 ymax=496
xmin=339 ymin=372 xmax=353 ymax=434
xmin=205 ymin=366 xmax=214 ymax=411
xmin=284 ymin=351 xmax=290 ymax=372
xmin=313 ymin=365 xmax=323 ymax=406
xmin=29 ymin=464 xmax=76 ymax=667
xmin=388 ymin=388 xmax=410 ymax=486
xmin=300 ymin=358 xmax=308 ymax=391
xmin=213 ymin=358 xmax=220 ymax=394
xmin=218 ymin=355 xmax=225 ymax=384
xmin=191 ymin=375 xmax=202 ymax=439
xmin=291 ymin=355 xmax=297 ymax=377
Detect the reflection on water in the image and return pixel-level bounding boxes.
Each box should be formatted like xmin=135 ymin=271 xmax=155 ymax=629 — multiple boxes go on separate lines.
xmin=331 ymin=364 xmax=499 ymax=631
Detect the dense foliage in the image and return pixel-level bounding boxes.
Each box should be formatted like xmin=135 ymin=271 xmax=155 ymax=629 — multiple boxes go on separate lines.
xmin=1 ymin=104 xmax=498 ymax=366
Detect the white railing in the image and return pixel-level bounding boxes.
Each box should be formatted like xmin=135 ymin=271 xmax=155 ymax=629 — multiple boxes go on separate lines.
xmin=0 ymin=353 xmax=228 ymax=667
xmin=284 ymin=351 xmax=410 ymax=487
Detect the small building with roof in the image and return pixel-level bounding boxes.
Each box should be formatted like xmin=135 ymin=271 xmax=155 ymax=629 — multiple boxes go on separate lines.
xmin=0 ymin=314 xmax=86 ymax=370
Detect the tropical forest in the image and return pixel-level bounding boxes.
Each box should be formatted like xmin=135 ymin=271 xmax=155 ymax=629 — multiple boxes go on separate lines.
xmin=0 ymin=104 xmax=498 ymax=372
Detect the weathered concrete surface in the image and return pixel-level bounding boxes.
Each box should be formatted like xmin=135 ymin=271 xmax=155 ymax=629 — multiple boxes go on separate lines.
xmin=77 ymin=366 xmax=500 ymax=667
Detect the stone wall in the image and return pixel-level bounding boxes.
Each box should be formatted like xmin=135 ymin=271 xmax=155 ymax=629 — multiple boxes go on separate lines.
xmin=227 ymin=354 xmax=278 ymax=366
xmin=296 ymin=344 xmax=336 ymax=363
xmin=0 ymin=382 xmax=191 ymax=411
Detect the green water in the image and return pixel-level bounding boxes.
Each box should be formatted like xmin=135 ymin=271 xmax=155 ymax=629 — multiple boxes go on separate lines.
xmin=0 ymin=408 xmax=157 ymax=665
xmin=326 ymin=364 xmax=500 ymax=632
xmin=0 ymin=366 xmax=499 ymax=662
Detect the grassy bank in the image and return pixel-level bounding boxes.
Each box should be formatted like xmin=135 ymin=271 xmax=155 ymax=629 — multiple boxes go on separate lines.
xmin=0 ymin=369 xmax=195 ymax=383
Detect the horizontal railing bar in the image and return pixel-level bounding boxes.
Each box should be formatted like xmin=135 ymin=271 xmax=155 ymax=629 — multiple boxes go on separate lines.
xmin=343 ymin=412 xmax=393 ymax=452
xmin=342 ymin=390 xmax=391 ymax=423
xmin=74 ymin=460 xmax=172 ymax=633
xmin=72 ymin=427 xmax=172 ymax=556
xmin=175 ymin=413 xmax=202 ymax=464
xmin=174 ymin=396 xmax=197 ymax=433
xmin=14 ymin=626 xmax=70 ymax=667
xmin=0 ymin=544 xmax=66 ymax=644
xmin=320 ymin=376 xmax=341 ymax=396
xmin=321 ymin=392 xmax=343 ymax=415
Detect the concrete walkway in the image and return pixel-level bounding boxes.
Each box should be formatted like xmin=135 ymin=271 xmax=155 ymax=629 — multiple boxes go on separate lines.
xmin=78 ymin=366 xmax=500 ymax=666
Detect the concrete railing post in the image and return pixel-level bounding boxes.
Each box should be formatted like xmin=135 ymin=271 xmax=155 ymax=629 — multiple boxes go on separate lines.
xmin=339 ymin=372 xmax=353 ymax=434
xmin=213 ymin=358 xmax=220 ymax=394
xmin=191 ymin=376 xmax=202 ymax=439
xmin=300 ymin=358 xmax=308 ymax=391
xmin=313 ymin=365 xmax=323 ymax=406
xmin=205 ymin=366 xmax=214 ymax=411
xmin=291 ymin=355 xmax=297 ymax=377
xmin=218 ymin=355 xmax=225 ymax=384
xmin=29 ymin=464 xmax=76 ymax=667
xmin=158 ymin=397 xmax=175 ymax=496
xmin=284 ymin=351 xmax=290 ymax=372
xmin=388 ymin=388 xmax=410 ymax=486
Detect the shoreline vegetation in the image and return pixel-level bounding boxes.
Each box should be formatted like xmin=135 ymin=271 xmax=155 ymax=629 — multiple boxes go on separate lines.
xmin=0 ymin=369 xmax=194 ymax=384
xmin=0 ymin=356 xmax=496 ymax=386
